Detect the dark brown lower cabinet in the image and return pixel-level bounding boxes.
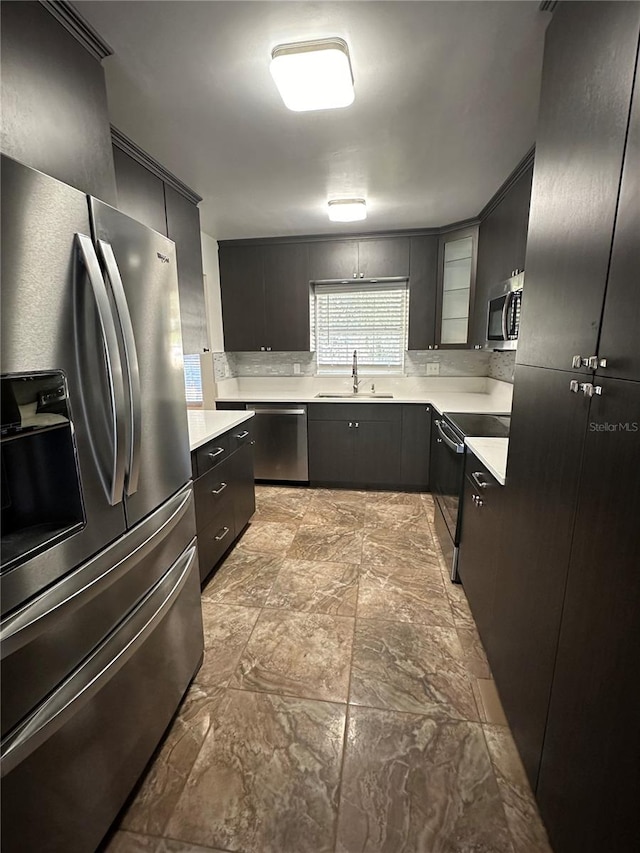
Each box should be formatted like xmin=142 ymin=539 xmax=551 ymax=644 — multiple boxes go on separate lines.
xmin=456 ymin=453 xmax=504 ymax=649
xmin=536 ymin=377 xmax=640 ymax=853
xmin=191 ymin=421 xmax=255 ymax=583
xmin=308 ymin=404 xmax=401 ymax=488
xmin=490 ymin=365 xmax=590 ymax=786
xmin=308 ymin=420 xmax=354 ymax=484
xmin=400 ymin=405 xmax=432 ymax=489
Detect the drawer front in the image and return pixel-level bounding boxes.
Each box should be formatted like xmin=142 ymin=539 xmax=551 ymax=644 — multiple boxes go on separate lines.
xmin=228 ymin=419 xmax=254 ymax=453
xmin=464 ymin=452 xmax=500 ymax=502
xmin=308 ymin=403 xmax=402 ymax=422
xmin=195 ymin=434 xmax=231 ymax=477
xmin=197 ymin=504 xmax=236 ymax=582
xmin=194 ymin=454 xmax=235 ymax=532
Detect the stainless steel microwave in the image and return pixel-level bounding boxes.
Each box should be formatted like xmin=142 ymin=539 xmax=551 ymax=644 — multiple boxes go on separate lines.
xmin=486 ymin=271 xmax=524 ymax=351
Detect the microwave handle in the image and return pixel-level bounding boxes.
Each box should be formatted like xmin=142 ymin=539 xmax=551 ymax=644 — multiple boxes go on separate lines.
xmin=501 ymin=292 xmax=513 ymax=341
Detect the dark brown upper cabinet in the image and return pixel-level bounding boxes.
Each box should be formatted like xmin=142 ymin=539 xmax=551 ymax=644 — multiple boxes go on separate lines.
xmin=596 ymin=48 xmax=640 ymax=384
xmin=308 ymin=240 xmax=358 ymax=280
xmin=357 ymin=237 xmax=410 ymax=278
xmin=1 ymin=1 xmax=116 ymax=205
xmin=113 ymin=147 xmax=167 ymax=236
xmin=218 ymin=245 xmax=264 ymax=352
xmin=164 ymin=185 xmax=209 ymax=354
xmin=472 ymin=162 xmax=533 ymax=349
xmin=516 ymin=1 xmax=640 ymax=375
xmin=219 ymin=243 xmax=311 ymax=352
xmin=263 ymin=243 xmax=311 ymax=351
xmin=407 ymin=236 xmax=438 ymax=350
xmin=435 ymin=225 xmax=478 ymax=349
xmin=112 ymin=139 xmax=208 ymax=355
xmin=308 ymin=237 xmax=410 ymax=281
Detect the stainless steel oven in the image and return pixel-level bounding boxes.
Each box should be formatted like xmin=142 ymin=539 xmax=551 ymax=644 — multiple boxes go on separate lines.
xmin=430 ymin=412 xmax=510 ymax=582
xmin=487 ymin=271 xmax=524 ymax=351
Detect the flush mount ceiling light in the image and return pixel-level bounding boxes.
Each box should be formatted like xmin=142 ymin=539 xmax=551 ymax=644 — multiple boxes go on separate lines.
xmin=270 ymin=37 xmax=354 ymax=112
xmin=328 ymin=198 xmax=367 ymax=222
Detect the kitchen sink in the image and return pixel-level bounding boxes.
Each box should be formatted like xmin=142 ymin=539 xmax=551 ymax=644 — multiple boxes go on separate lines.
xmin=315 ymin=392 xmax=394 ymax=399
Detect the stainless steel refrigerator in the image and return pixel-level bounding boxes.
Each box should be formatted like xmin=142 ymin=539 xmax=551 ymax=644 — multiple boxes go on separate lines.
xmin=0 ymin=155 xmax=204 ymax=852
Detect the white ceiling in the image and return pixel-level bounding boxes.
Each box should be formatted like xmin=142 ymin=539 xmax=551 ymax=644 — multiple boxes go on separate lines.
xmin=75 ymin=1 xmax=549 ymax=240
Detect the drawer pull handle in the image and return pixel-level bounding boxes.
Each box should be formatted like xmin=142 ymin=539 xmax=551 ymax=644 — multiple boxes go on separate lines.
xmin=211 ymin=482 xmax=228 ymax=495
xmin=214 ymin=526 xmax=230 ymax=542
xmin=234 ymin=430 xmax=249 ymax=440
xmin=208 ymin=447 xmax=225 ymax=460
xmin=471 ymin=472 xmax=488 ymax=490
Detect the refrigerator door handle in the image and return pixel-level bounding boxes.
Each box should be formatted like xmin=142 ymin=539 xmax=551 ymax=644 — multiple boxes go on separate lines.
xmin=98 ymin=239 xmax=142 ymax=497
xmin=0 ymin=539 xmax=198 ymax=777
xmin=75 ymin=233 xmax=127 ymax=505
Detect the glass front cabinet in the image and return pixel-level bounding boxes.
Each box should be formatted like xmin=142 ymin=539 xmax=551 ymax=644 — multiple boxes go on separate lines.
xmin=435 ymin=225 xmax=478 ymax=349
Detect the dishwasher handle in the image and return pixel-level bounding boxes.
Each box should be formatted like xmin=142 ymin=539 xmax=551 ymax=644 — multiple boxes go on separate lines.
xmin=251 ymin=407 xmax=307 ymax=416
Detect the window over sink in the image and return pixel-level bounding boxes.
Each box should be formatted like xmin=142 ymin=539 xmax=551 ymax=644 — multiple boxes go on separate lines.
xmin=310 ymin=280 xmax=409 ymax=374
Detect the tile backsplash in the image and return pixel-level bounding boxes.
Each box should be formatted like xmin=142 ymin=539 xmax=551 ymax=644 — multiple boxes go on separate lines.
xmin=214 ymin=350 xmax=504 ymax=381
xmin=404 ymin=350 xmax=489 ymax=377
xmin=488 ymin=351 xmax=516 ymax=383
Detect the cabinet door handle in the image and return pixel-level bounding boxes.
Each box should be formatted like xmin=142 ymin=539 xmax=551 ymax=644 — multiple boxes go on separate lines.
xmin=472 ymin=494 xmax=484 ymax=507
xmin=569 ymin=380 xmax=580 ymax=393
xmin=234 ymin=430 xmax=249 ymax=440
xmin=471 ymin=472 xmax=488 ymax=490
xmin=208 ymin=447 xmax=225 ymax=459
xmin=580 ymin=383 xmax=603 ymax=397
xmin=211 ymin=482 xmax=228 ymax=495
xmin=214 ymin=526 xmax=230 ymax=542
xmin=348 ymin=422 xmax=353 ymax=428
xmin=355 ymin=422 xmax=359 ymax=428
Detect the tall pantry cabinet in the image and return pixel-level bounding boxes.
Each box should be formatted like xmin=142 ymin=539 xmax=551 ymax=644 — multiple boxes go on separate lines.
xmin=493 ymin=4 xmax=640 ymax=853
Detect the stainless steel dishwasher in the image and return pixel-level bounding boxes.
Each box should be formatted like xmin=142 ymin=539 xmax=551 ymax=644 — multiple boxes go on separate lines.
xmin=246 ymin=404 xmax=308 ymax=481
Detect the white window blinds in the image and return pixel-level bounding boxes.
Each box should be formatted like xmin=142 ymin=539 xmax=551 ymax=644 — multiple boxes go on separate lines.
xmin=183 ymin=354 xmax=203 ymax=404
xmin=311 ymin=281 xmax=409 ymax=372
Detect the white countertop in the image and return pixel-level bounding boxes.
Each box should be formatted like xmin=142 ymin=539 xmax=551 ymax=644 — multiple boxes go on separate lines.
xmin=465 ymin=437 xmax=509 ymax=486
xmin=215 ymin=376 xmax=513 ymax=416
xmin=187 ymin=409 xmax=254 ymax=451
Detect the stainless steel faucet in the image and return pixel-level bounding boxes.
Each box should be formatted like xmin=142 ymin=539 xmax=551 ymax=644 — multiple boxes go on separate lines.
xmin=352 ymin=349 xmax=360 ymax=394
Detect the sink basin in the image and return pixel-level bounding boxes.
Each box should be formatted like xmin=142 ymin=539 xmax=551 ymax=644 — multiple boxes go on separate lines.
xmin=315 ymin=392 xmax=394 ymax=399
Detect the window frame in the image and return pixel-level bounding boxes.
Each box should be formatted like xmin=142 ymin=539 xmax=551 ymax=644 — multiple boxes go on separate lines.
xmin=310 ymin=279 xmax=409 ymax=376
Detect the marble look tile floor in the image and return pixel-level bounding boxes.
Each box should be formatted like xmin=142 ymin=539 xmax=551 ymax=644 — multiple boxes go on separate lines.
xmin=104 ymin=486 xmax=552 ymax=853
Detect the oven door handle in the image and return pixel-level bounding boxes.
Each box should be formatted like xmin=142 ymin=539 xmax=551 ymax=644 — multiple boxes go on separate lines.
xmin=435 ymin=419 xmax=465 ymax=454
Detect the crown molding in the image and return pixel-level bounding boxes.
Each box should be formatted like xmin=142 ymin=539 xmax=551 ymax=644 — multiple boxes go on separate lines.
xmin=40 ymin=2 xmax=113 ymax=61
xmin=478 ymin=146 xmax=535 ymax=221
xmin=111 ymin=127 xmax=202 ymax=205
xmin=217 ymin=218 xmax=480 ymax=248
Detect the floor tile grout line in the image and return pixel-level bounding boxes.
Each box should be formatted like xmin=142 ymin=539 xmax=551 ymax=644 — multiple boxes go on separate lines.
xmin=479 ymin=723 xmax=519 ymax=853
xmin=150 ymin=684 xmax=225 ymax=841
xmin=154 ymin=591 xmax=279 ymax=843
xmin=332 ymin=538 xmax=362 ymax=853
xmin=117 ymin=826 xmax=235 ymax=853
